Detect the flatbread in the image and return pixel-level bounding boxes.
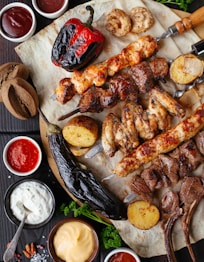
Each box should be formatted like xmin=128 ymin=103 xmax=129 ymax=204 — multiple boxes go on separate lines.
xmin=15 ymin=0 xmax=204 ymax=258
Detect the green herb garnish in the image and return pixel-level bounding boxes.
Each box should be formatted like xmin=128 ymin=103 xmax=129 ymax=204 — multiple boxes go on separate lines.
xmin=59 ymin=201 xmax=122 ymax=249
xmin=155 ymin=0 xmax=195 ymax=11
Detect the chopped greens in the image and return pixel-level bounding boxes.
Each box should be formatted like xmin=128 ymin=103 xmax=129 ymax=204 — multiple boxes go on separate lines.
xmin=59 ymin=201 xmax=122 ymax=249
xmin=155 ymin=0 xmax=195 ymax=11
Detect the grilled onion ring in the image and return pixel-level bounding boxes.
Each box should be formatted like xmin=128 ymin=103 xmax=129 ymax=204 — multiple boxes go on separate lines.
xmin=105 ymin=8 xmax=131 ymax=37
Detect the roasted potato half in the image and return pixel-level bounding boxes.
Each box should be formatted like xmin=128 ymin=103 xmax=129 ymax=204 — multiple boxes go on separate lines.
xmin=62 ymin=115 xmax=99 ymax=148
xmin=127 ymin=200 xmax=160 ymax=230
xmin=170 ymin=54 xmax=204 ymax=85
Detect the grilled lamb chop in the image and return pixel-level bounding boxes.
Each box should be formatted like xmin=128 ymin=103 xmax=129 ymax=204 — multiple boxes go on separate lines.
xmin=179 ymin=176 xmax=204 ymax=262
xmin=161 ymin=190 xmax=183 ymax=262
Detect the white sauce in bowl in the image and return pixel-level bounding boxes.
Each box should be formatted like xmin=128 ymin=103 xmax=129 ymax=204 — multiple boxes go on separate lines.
xmin=10 ymin=181 xmax=54 ymax=225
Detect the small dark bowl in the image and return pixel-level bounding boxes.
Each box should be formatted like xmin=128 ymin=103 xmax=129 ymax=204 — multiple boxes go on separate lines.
xmin=4 ymin=179 xmax=55 ymax=229
xmin=48 ymin=218 xmax=99 ymax=262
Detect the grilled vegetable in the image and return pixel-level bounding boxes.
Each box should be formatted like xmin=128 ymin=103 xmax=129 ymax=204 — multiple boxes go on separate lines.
xmin=51 ymin=5 xmax=105 ymax=71
xmin=46 ymin=120 xmax=127 ymax=220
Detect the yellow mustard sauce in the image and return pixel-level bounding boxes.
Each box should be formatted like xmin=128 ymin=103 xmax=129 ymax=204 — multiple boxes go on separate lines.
xmin=53 ymin=221 xmax=95 ymax=262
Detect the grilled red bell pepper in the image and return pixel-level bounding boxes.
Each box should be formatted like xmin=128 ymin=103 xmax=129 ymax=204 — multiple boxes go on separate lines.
xmin=51 ymin=5 xmax=105 ymax=71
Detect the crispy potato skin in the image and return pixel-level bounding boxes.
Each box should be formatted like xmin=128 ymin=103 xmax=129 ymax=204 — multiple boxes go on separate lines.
xmin=62 ymin=115 xmax=99 ymax=148
xmin=128 ymin=200 xmax=160 ymax=230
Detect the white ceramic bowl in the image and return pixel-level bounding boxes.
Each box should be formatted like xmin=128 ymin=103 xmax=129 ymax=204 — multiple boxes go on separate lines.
xmin=0 ymin=2 xmax=36 ymax=42
xmin=3 ymin=136 xmax=42 ymax=176
xmin=104 ymin=247 xmax=141 ymax=262
xmin=32 ymin=0 xmax=69 ymax=19
xmin=4 ymin=179 xmax=55 ymax=229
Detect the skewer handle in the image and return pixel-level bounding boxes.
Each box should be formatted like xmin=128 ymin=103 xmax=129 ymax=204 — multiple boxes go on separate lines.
xmin=174 ymin=6 xmax=204 ymax=34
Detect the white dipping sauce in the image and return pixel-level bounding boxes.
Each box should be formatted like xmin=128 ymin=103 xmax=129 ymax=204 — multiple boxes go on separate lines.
xmin=10 ymin=181 xmax=54 ymax=225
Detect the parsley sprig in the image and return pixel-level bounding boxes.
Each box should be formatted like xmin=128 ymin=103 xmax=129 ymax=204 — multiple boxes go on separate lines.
xmin=155 ymin=0 xmax=195 ymax=11
xmin=59 ymin=201 xmax=122 ymax=249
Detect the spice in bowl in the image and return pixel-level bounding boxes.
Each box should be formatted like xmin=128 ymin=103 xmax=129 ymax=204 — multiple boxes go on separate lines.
xmin=3 ymin=136 xmax=42 ymax=176
xmin=48 ymin=218 xmax=99 ymax=262
xmin=0 ymin=2 xmax=36 ymax=42
xmin=4 ymin=179 xmax=55 ymax=229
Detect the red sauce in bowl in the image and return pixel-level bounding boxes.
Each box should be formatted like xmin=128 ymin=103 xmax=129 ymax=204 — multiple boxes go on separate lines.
xmin=109 ymin=252 xmax=137 ymax=262
xmin=7 ymin=138 xmax=40 ymax=173
xmin=1 ymin=7 xmax=32 ymax=38
xmin=36 ymin=0 xmax=65 ymax=13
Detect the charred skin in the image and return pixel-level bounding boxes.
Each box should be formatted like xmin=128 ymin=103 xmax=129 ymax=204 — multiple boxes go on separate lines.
xmin=47 ymin=122 xmax=127 ymax=220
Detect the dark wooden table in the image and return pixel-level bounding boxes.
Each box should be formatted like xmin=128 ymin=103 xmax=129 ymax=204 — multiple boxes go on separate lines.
xmin=1 ymin=0 xmax=204 ymax=261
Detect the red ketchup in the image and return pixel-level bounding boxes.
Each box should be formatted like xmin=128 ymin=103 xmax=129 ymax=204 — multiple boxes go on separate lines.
xmin=36 ymin=0 xmax=65 ymax=13
xmin=1 ymin=7 xmax=32 ymax=38
xmin=7 ymin=139 xmax=39 ymax=173
xmin=109 ymin=252 xmax=137 ymax=262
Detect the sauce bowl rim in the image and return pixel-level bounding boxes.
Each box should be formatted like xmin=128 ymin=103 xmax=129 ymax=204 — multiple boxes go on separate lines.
xmin=48 ymin=217 xmax=99 ymax=262
xmin=104 ymin=247 xmax=141 ymax=262
xmin=3 ymin=135 xmax=42 ymax=176
xmin=4 ymin=178 xmax=56 ymax=229
xmin=32 ymin=0 xmax=69 ymax=19
xmin=0 ymin=2 xmax=36 ymax=42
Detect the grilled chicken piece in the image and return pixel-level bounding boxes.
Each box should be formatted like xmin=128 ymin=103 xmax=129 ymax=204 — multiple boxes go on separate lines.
xmin=179 ymin=176 xmax=204 ymax=262
xmin=147 ymin=98 xmax=172 ymax=131
xmin=134 ymin=104 xmax=158 ymax=140
xmin=121 ymin=102 xmax=140 ymax=149
xmin=130 ymin=176 xmax=153 ymax=203
xmin=114 ymin=103 xmax=204 ymax=177
xmin=101 ymin=113 xmax=117 ymax=157
xmin=54 ymin=78 xmax=76 ymax=104
xmin=150 ymin=86 xmax=185 ymax=118
xmin=71 ymin=35 xmax=158 ymax=94
xmin=161 ymin=191 xmax=183 ymax=262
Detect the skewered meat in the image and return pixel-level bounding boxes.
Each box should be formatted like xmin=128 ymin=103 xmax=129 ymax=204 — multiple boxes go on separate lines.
xmin=114 ymin=103 xmax=204 ymax=177
xmin=161 ymin=191 xmax=183 ymax=262
xmin=71 ymin=35 xmax=158 ymax=94
xmin=179 ymin=176 xmax=204 ymax=262
xmin=128 ymin=61 xmax=155 ymax=93
xmin=55 ymin=56 xmax=168 ymax=111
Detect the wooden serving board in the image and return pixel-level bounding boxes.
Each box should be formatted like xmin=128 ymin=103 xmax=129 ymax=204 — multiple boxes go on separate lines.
xmin=40 ymin=9 xmax=204 ymax=201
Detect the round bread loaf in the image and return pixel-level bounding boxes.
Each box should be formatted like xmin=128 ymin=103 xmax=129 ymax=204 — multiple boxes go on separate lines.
xmin=0 ymin=62 xmax=29 ymax=102
xmin=1 ymin=77 xmax=39 ymax=120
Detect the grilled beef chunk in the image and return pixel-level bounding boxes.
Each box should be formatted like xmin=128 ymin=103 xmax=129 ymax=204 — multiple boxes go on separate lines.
xmin=149 ymin=57 xmax=169 ymax=80
xmin=130 ymin=176 xmax=153 ymax=203
xmin=179 ymin=140 xmax=203 ymax=170
xmin=179 ymin=176 xmax=204 ymax=262
xmin=141 ymin=165 xmax=161 ymax=192
xmin=155 ymin=154 xmax=179 ymax=184
xmin=195 ymin=130 xmax=204 ymax=155
xmin=128 ymin=61 xmax=155 ymax=93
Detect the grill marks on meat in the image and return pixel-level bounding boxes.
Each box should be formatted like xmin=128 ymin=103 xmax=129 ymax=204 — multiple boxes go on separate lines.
xmin=130 ymin=138 xmax=203 ymax=196
xmin=102 ymin=86 xmax=185 ymax=157
xmin=71 ymin=35 xmax=158 ymax=94
xmin=114 ymin=103 xmax=204 ymax=177
xmin=179 ymin=177 xmax=204 ymax=262
xmin=54 ymin=56 xmax=169 ymax=114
